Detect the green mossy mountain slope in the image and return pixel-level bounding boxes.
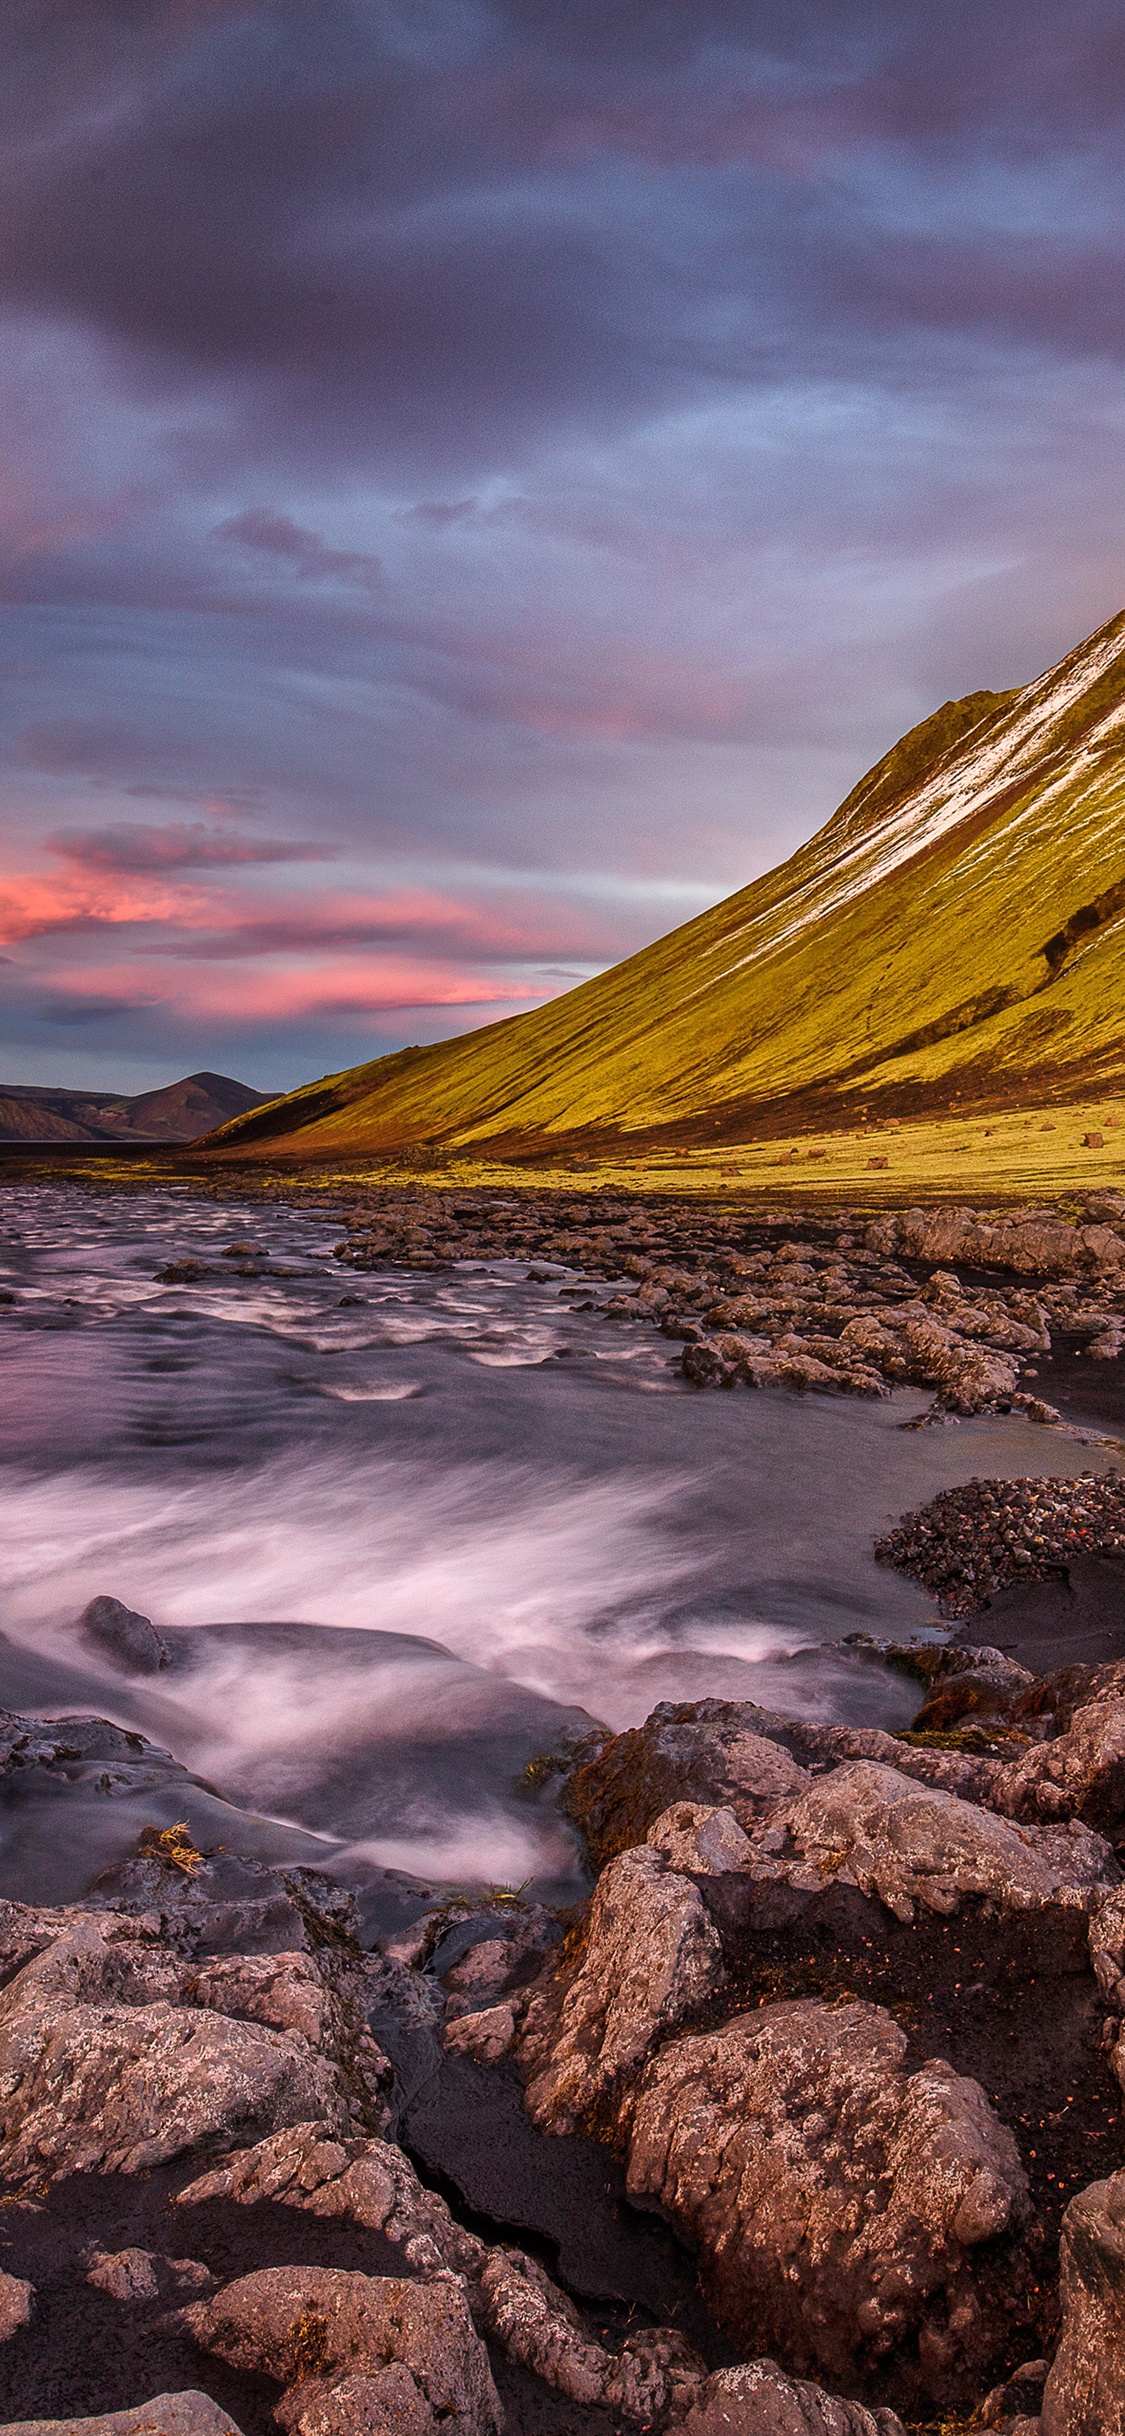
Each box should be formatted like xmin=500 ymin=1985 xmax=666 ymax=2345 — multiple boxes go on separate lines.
xmin=206 ymin=609 xmax=1125 ymax=1161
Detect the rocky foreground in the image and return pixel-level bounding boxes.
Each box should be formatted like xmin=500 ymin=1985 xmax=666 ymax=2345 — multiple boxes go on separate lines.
xmin=326 ymin=1185 xmax=1125 ymax=1420
xmin=1 ymin=1628 xmax=1125 ymax=2431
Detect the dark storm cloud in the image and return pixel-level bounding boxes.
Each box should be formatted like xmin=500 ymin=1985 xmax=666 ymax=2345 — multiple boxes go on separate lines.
xmin=5 ymin=1 xmax=1125 ymax=1088
xmin=48 ymin=821 xmax=332 ymax=872
xmin=4 ymin=0 xmax=1124 ymax=480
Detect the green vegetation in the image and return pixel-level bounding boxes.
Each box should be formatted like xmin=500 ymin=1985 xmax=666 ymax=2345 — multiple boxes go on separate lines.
xmin=202 ymin=606 xmax=1125 ymax=1177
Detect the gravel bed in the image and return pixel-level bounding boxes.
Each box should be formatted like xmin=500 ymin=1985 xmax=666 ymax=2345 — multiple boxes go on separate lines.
xmin=875 ymin=1470 xmax=1125 ymax=1615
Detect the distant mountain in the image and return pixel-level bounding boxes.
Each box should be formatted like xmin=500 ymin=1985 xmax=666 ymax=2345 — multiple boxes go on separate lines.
xmin=203 ymin=607 xmax=1125 ymax=1162
xmin=0 ymin=1072 xmax=268 ymax=1145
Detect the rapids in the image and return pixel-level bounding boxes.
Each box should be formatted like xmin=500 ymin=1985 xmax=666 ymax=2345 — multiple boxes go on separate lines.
xmin=0 ymin=1184 xmax=1113 ymax=1906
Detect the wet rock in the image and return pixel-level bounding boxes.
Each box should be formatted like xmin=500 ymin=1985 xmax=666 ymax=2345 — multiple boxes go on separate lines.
xmin=0 ymin=2271 xmax=33 ymax=2341
xmin=517 ymin=1844 xmax=725 ymax=2133
xmin=566 ymin=1708 xmax=810 ymax=1866
xmin=677 ymin=2361 xmax=906 ymax=2436
xmin=1040 ymin=2167 xmax=1125 ymax=2435
xmin=0 ymin=1910 xmax=354 ymax=2179
xmin=626 ymin=1995 xmax=1029 ymax=2406
xmin=78 ymin=1597 xmax=169 ymax=1675
xmin=183 ymin=2266 xmax=502 ymax=2436
xmin=442 ymin=2002 xmax=518 ymax=2063
xmin=155 ymin=1260 xmax=211 ymax=1284
xmin=0 ymin=2400 xmax=245 ymax=2436
xmin=779 ymin=1760 xmax=1118 ymax=1921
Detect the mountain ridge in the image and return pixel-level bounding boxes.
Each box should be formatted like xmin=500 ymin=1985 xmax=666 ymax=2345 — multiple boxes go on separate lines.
xmin=0 ymin=1071 xmax=268 ymax=1145
xmin=202 ymin=608 xmax=1125 ymax=1164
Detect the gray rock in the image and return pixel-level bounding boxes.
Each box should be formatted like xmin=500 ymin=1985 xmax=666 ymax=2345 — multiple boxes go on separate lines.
xmin=518 ymin=1844 xmax=725 ymax=2133
xmin=0 ymin=1913 xmax=353 ymax=2179
xmin=626 ymin=1995 xmax=1029 ymax=2404
xmin=83 ymin=2250 xmax=214 ymax=2303
xmin=176 ymin=2123 xmax=489 ymax=2284
xmin=184 ymin=2267 xmax=501 ymax=2436
xmin=1040 ymin=2167 xmax=1125 ymax=2435
xmin=779 ymin=1759 xmax=1117 ymax=1922
xmin=677 ymin=2361 xmax=906 ymax=2436
xmin=78 ymin=1598 xmax=169 ymax=1675
xmin=646 ymin=1802 xmax=756 ymax=1874
xmin=0 ymin=2400 xmax=242 ymax=2436
xmin=0 ymin=2270 xmax=32 ymax=2341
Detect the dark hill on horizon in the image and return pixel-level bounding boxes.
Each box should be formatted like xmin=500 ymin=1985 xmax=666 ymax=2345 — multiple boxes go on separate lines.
xmin=202 ymin=608 xmax=1125 ymax=1165
xmin=0 ymin=1072 xmax=268 ymax=1145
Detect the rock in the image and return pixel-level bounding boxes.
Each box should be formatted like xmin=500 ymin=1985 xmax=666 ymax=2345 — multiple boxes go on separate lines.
xmin=0 ymin=1913 xmax=354 ymax=2179
xmin=566 ymin=1708 xmax=810 ymax=1865
xmin=479 ymin=2248 xmax=706 ymax=2421
xmin=83 ymin=2249 xmax=213 ymax=2302
xmin=517 ymin=1844 xmax=725 ymax=2133
xmin=184 ymin=2267 xmax=502 ymax=2436
xmin=442 ymin=2002 xmax=518 ymax=2063
xmin=626 ymin=1995 xmax=1029 ymax=2405
xmin=677 ymin=2361 xmax=906 ymax=2436
xmin=78 ymin=1597 xmax=169 ymax=1675
xmin=155 ymin=1260 xmax=211 ymax=1285
xmin=175 ymin=2123 xmax=489 ymax=2284
xmin=1040 ymin=2168 xmax=1125 ymax=2434
xmin=996 ymin=1666 xmax=1125 ymax=1832
xmin=646 ymin=1802 xmax=756 ymax=1873
xmin=0 ymin=2270 xmax=32 ymax=2340
xmin=0 ymin=2402 xmax=243 ymax=2436
xmin=779 ymin=1760 xmax=1118 ymax=1922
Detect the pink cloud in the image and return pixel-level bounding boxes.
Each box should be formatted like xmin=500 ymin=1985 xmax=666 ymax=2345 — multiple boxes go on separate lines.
xmin=40 ymin=956 xmax=554 ymax=1025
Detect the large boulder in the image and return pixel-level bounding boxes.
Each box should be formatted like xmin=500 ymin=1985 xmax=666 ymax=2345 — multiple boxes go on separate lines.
xmin=0 ymin=1911 xmax=363 ymax=2179
xmin=676 ymin=2363 xmax=906 ymax=2436
xmin=565 ymin=1707 xmax=811 ymax=1864
xmin=1040 ymin=2169 xmax=1125 ymax=2436
xmin=779 ymin=1760 xmax=1117 ymax=1922
xmin=517 ymin=1844 xmax=725 ymax=2133
xmin=626 ymin=1996 xmax=1030 ymax=2409
xmin=184 ymin=2267 xmax=501 ymax=2436
xmin=0 ymin=2404 xmax=242 ymax=2436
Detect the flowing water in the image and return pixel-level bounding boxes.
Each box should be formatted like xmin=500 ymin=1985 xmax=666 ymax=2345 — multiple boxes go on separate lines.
xmin=0 ymin=1184 xmax=1113 ymax=1909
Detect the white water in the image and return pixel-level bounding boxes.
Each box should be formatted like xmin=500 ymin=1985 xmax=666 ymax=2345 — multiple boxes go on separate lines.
xmin=0 ymin=1185 xmax=1112 ymax=1897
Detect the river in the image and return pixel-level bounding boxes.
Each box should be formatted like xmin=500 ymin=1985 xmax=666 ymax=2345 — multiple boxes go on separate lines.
xmin=0 ymin=1183 xmax=1113 ymax=1913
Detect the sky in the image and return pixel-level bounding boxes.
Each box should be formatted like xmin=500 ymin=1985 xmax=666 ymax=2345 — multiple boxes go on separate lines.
xmin=3 ymin=2 xmax=1125 ymax=1095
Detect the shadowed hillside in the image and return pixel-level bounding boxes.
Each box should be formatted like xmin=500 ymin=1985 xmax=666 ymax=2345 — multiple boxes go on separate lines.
xmin=0 ymin=1072 xmax=267 ymax=1145
xmin=203 ymin=609 xmax=1125 ymax=1164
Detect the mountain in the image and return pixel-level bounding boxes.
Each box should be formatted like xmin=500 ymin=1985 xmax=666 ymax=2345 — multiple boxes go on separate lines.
xmin=0 ymin=1072 xmax=268 ymax=1145
xmin=203 ymin=608 xmax=1125 ymax=1164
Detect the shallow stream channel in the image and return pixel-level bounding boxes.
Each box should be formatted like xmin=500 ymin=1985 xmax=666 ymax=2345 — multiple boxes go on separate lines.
xmin=0 ymin=1183 xmax=1116 ymax=1921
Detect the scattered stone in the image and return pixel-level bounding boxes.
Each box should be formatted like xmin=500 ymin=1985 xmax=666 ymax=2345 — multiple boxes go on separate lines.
xmin=876 ymin=1474 xmax=1125 ymax=1617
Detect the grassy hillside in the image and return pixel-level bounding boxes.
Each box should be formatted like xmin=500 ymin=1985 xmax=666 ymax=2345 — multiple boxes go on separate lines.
xmin=205 ymin=608 xmax=1125 ymax=1168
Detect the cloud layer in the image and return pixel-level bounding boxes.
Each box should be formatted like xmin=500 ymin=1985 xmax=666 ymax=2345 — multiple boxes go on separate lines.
xmin=2 ymin=0 xmax=1125 ymax=1087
